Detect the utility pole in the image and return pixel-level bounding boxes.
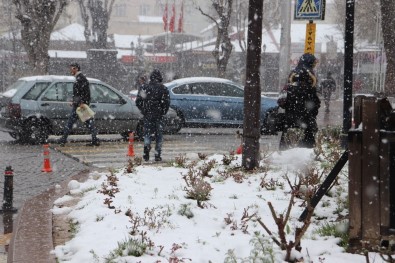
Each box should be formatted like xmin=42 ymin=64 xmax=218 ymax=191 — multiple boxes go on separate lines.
xmin=242 ymin=0 xmax=263 ymax=170
xmin=278 ymin=0 xmax=291 ymax=90
xmin=342 ymin=0 xmax=355 ymax=141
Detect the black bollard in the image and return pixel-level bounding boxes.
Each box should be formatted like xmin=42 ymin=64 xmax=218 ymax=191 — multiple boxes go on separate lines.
xmin=0 ymin=166 xmax=17 ymax=213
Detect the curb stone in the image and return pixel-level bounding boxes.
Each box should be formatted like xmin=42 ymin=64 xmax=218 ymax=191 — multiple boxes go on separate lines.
xmin=7 ymin=169 xmax=92 ymax=263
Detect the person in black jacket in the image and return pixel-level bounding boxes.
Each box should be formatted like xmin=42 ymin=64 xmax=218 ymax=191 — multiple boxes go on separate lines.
xmin=319 ymin=72 xmax=336 ymax=113
xmin=136 ymin=69 xmax=170 ymax=161
xmin=58 ymin=63 xmax=99 ymax=147
xmin=280 ymin=53 xmax=321 ymax=150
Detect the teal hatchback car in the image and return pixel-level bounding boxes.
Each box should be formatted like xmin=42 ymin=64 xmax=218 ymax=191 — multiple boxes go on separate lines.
xmin=164 ymin=77 xmax=278 ymax=133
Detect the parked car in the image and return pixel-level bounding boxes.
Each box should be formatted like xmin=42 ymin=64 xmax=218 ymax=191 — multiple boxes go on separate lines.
xmin=164 ymin=77 xmax=278 ymax=133
xmin=261 ymin=91 xmax=280 ymax=98
xmin=0 ymin=76 xmax=181 ymax=144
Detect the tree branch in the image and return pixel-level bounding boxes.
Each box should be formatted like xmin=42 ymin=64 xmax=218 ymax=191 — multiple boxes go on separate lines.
xmin=197 ymin=6 xmax=218 ymax=26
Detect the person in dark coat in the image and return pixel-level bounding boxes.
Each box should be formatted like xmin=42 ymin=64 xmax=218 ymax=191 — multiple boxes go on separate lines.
xmin=58 ymin=63 xmax=99 ymax=147
xmin=136 ymin=69 xmax=170 ymax=161
xmin=319 ymin=72 xmax=336 ymax=113
xmin=279 ymin=53 xmax=321 ymax=150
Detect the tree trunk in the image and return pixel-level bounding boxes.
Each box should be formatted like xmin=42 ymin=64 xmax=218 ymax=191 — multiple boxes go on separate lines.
xmin=380 ymin=0 xmax=395 ymax=95
xmin=242 ymin=0 xmax=263 ymax=170
xmin=13 ymin=0 xmax=68 ymax=75
xmin=78 ymin=0 xmax=115 ymax=50
xmin=20 ymin=28 xmax=51 ymax=75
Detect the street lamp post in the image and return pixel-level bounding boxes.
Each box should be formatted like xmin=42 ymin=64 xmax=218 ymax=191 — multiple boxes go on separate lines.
xmin=342 ymin=0 xmax=355 ymax=145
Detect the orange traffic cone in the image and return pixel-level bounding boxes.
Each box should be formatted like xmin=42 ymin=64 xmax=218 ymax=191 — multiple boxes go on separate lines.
xmin=41 ymin=144 xmax=53 ymax=172
xmin=127 ymin=132 xmax=135 ymax=157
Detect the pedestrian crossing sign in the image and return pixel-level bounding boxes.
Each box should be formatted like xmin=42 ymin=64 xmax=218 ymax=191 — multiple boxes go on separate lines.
xmin=295 ymin=0 xmax=326 ymax=20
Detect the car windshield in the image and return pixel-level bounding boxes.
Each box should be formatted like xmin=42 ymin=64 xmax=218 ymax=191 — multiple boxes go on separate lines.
xmin=1 ymin=80 xmax=27 ymax=98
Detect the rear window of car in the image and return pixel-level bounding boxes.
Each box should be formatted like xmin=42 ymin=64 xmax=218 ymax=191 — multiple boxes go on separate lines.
xmin=2 ymin=80 xmax=28 ymax=98
xmin=22 ymin=82 xmax=51 ymax=100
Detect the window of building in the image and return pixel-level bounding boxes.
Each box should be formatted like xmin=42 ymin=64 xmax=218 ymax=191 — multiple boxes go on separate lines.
xmin=114 ymin=4 xmax=126 ymax=17
xmin=139 ymin=4 xmax=150 ymax=16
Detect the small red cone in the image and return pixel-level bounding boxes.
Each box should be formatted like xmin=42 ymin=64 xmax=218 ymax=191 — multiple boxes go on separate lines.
xmin=127 ymin=132 xmax=135 ymax=157
xmin=236 ymin=145 xmax=242 ymax=154
xmin=41 ymin=144 xmax=53 ymax=172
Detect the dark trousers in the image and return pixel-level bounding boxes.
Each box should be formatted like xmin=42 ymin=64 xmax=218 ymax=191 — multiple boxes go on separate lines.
xmin=279 ymin=115 xmax=317 ymax=150
xmin=323 ymin=93 xmax=331 ymax=111
xmin=143 ymin=117 xmax=164 ymax=156
xmin=60 ymin=107 xmax=98 ymax=143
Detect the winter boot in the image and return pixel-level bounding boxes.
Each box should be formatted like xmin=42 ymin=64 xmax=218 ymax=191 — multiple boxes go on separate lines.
xmin=143 ymin=146 xmax=151 ymax=161
xmin=154 ymin=155 xmax=162 ymax=162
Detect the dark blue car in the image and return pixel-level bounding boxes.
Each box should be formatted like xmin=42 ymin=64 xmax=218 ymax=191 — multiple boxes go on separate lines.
xmin=164 ymin=77 xmax=278 ymax=133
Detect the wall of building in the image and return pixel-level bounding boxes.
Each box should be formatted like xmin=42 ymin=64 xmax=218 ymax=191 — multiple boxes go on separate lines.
xmin=60 ymin=0 xmax=212 ymax=36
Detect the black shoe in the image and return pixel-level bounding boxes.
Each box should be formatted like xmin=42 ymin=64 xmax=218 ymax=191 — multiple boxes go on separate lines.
xmin=155 ymin=155 xmax=162 ymax=162
xmin=143 ymin=146 xmax=151 ymax=161
xmin=57 ymin=140 xmax=66 ymax=147
xmin=86 ymin=141 xmax=100 ymax=146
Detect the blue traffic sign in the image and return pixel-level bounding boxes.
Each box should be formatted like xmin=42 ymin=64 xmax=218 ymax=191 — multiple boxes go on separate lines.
xmin=294 ymin=0 xmax=326 ymax=20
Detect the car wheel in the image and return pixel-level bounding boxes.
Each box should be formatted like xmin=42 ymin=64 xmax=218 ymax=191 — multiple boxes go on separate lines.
xmin=167 ymin=118 xmax=183 ymax=134
xmin=9 ymin=132 xmax=20 ymax=140
xmin=172 ymin=110 xmax=185 ymax=132
xmin=261 ymin=108 xmax=279 ymax=135
xmin=22 ymin=119 xmax=49 ymax=144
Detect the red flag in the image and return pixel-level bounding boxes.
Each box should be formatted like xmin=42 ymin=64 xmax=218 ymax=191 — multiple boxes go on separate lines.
xmin=163 ymin=2 xmax=168 ymax=32
xmin=178 ymin=0 xmax=184 ymax=33
xmin=169 ymin=2 xmax=176 ymax=33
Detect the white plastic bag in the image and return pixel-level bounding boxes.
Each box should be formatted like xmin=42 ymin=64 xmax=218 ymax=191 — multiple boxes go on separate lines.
xmin=76 ymin=104 xmax=95 ymax=122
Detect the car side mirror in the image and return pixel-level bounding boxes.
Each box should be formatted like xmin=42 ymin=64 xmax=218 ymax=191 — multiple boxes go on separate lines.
xmin=120 ymin=98 xmax=127 ymax=104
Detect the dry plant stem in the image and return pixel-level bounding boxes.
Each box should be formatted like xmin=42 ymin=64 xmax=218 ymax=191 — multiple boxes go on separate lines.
xmin=268 ymin=202 xmax=287 ymax=249
xmin=283 ymin=192 xmax=295 ymax=227
xmin=241 ymin=208 xmax=282 ymax=247
xmin=379 ymin=252 xmax=394 ymax=262
xmin=293 ymin=203 xmax=314 ymax=252
xmin=255 ymin=217 xmax=282 ymax=247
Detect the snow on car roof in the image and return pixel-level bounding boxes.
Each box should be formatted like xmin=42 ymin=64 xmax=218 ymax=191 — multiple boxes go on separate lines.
xmin=166 ymin=77 xmax=237 ymax=85
xmin=18 ymin=75 xmax=101 ymax=82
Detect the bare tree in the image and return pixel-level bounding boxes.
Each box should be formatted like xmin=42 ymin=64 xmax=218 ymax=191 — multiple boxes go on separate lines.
xmin=332 ymin=0 xmax=381 ymax=45
xmin=78 ymin=0 xmax=115 ymax=49
xmin=12 ymin=0 xmax=68 ymax=75
xmin=333 ymin=0 xmax=395 ymax=95
xmin=197 ymin=0 xmax=234 ymax=78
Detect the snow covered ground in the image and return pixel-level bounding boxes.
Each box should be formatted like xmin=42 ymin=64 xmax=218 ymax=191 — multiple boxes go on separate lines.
xmin=51 ymin=144 xmax=388 ymax=263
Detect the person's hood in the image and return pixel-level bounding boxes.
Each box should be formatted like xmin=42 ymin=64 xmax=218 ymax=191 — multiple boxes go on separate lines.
xmin=150 ymin=69 xmax=163 ymax=83
xmin=298 ymin=53 xmax=317 ymax=69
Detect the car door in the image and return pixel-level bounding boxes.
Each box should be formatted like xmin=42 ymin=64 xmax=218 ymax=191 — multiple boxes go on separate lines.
xmin=192 ymin=82 xmax=227 ymax=125
xmin=169 ymin=83 xmax=198 ymax=123
xmin=90 ymin=83 xmax=137 ymax=133
xmin=39 ymin=81 xmax=76 ymax=134
xmin=215 ymin=83 xmax=244 ymax=125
